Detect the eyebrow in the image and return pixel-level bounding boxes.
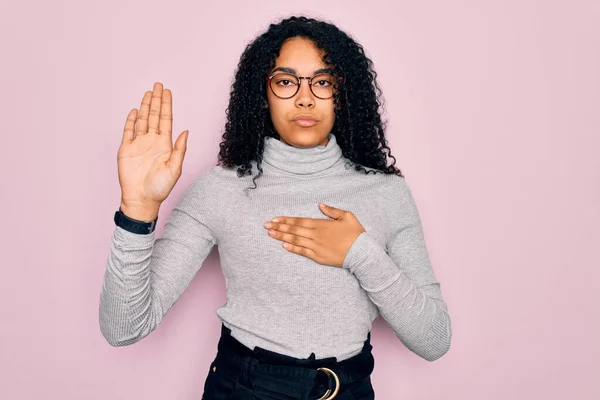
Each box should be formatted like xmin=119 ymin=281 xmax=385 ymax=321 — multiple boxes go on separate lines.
xmin=271 ymin=67 xmax=333 ymax=75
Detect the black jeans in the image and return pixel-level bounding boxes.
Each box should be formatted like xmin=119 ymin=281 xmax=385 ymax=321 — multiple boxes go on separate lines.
xmin=201 ymin=324 xmax=375 ymax=399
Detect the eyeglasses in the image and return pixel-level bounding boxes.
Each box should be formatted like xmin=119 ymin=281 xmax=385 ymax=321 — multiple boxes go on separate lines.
xmin=267 ymin=72 xmax=343 ymax=100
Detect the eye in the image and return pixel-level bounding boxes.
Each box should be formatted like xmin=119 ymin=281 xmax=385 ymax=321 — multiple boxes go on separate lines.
xmin=314 ymin=79 xmax=331 ymax=87
xmin=311 ymin=74 xmax=334 ymax=87
xmin=272 ymin=74 xmax=298 ymax=87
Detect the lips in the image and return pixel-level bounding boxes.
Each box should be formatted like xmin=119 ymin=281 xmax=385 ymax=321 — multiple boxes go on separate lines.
xmin=294 ymin=119 xmax=317 ymax=127
xmin=292 ymin=115 xmax=318 ymax=127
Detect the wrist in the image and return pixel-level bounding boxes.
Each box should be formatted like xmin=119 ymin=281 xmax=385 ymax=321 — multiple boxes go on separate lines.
xmin=119 ymin=202 xmax=160 ymax=222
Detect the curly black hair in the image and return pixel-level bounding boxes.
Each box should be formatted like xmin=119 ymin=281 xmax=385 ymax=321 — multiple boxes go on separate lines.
xmin=217 ymin=15 xmax=404 ymax=188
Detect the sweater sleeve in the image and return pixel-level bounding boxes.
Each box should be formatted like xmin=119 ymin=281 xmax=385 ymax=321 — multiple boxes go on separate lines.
xmin=342 ymin=178 xmax=452 ymax=361
xmin=99 ymin=172 xmax=217 ymax=347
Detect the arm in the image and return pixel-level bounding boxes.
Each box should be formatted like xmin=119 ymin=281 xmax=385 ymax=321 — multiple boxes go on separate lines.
xmin=99 ymin=172 xmax=217 ymax=347
xmin=343 ymin=178 xmax=452 ymax=361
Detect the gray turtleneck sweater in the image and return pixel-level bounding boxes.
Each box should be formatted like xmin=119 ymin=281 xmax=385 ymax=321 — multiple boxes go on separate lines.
xmin=99 ymin=133 xmax=452 ymax=362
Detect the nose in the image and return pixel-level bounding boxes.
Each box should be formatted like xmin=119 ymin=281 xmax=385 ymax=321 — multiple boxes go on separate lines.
xmin=294 ymin=78 xmax=315 ymax=108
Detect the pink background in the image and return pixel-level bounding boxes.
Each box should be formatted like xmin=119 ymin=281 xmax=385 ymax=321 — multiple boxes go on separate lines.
xmin=1 ymin=0 xmax=599 ymax=399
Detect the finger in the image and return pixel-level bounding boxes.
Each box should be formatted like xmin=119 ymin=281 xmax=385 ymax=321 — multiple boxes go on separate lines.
xmin=135 ymin=91 xmax=152 ymax=136
xmin=319 ymin=203 xmax=346 ymax=220
xmin=122 ymin=109 xmax=137 ymax=144
xmin=268 ymin=230 xmax=313 ymax=248
xmin=158 ymin=88 xmax=172 ymax=138
xmin=281 ymin=242 xmax=317 ymax=261
xmin=266 ymin=221 xmax=314 ymax=239
xmin=269 ymin=216 xmax=317 ymax=228
xmin=147 ymin=82 xmax=163 ymax=135
xmin=167 ymin=130 xmax=189 ymax=175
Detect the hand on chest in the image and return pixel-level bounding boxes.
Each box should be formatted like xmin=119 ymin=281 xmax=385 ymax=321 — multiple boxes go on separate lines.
xmin=215 ymin=199 xmax=388 ymax=270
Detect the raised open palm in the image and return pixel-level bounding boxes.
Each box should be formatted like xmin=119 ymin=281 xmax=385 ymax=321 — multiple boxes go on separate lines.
xmin=117 ymin=82 xmax=189 ymax=217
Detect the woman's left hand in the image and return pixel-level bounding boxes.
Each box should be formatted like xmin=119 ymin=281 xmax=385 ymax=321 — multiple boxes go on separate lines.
xmin=263 ymin=203 xmax=366 ymax=268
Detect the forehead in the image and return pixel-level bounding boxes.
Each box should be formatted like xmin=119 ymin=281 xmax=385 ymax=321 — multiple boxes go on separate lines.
xmin=273 ymin=37 xmax=327 ymax=71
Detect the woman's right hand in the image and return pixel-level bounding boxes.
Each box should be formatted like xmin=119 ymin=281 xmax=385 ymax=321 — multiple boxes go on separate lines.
xmin=117 ymin=82 xmax=189 ymax=220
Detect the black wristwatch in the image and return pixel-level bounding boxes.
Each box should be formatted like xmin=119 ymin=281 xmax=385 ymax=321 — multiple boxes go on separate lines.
xmin=114 ymin=207 xmax=158 ymax=234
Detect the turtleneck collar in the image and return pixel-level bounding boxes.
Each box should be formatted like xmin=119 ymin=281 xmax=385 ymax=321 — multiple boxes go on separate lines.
xmin=261 ymin=133 xmax=345 ymax=175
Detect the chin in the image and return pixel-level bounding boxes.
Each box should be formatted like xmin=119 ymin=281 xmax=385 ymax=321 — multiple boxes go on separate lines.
xmin=279 ymin=130 xmax=329 ymax=148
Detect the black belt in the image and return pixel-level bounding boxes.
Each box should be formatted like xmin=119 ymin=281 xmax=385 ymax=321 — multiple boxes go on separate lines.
xmin=214 ymin=324 xmax=374 ymax=399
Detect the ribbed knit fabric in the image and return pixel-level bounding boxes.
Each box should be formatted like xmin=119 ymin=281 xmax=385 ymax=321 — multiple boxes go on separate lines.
xmin=99 ymin=133 xmax=452 ymax=362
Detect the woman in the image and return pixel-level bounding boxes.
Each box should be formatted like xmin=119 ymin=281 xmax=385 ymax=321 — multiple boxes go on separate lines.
xmin=100 ymin=15 xmax=452 ymax=400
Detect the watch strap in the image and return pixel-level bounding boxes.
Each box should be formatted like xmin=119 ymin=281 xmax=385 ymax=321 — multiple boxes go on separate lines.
xmin=114 ymin=207 xmax=157 ymax=234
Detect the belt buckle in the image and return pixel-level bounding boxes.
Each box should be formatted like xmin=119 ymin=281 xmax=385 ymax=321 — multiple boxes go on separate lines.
xmin=316 ymin=367 xmax=340 ymax=400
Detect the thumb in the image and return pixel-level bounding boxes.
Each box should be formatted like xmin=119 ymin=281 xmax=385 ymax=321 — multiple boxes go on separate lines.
xmin=318 ymin=203 xmax=345 ymax=220
xmin=167 ymin=130 xmax=189 ymax=174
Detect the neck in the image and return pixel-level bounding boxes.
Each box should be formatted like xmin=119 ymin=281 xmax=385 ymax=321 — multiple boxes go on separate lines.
xmin=261 ymin=133 xmax=345 ymax=175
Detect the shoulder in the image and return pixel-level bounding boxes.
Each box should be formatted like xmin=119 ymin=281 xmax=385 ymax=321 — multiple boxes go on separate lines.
xmin=378 ymin=173 xmax=418 ymax=210
xmin=344 ymin=164 xmax=413 ymax=197
xmin=346 ymin=167 xmax=420 ymax=219
xmin=186 ymin=164 xmax=241 ymax=189
xmin=175 ymin=166 xmax=224 ymax=206
xmin=181 ymin=164 xmax=256 ymax=200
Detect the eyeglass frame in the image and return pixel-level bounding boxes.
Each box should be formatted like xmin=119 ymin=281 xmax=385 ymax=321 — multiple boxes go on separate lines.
xmin=266 ymin=72 xmax=344 ymax=100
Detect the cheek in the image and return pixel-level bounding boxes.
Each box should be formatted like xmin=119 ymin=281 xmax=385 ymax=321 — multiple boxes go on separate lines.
xmin=267 ymin=99 xmax=291 ymax=124
xmin=268 ymin=103 xmax=285 ymax=124
xmin=319 ymin=103 xmax=336 ymax=125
